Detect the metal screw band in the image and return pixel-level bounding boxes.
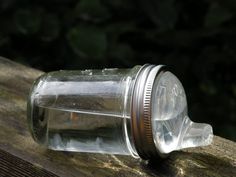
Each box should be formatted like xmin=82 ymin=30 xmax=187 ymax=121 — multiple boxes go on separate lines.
xmin=131 ymin=64 xmax=164 ymax=160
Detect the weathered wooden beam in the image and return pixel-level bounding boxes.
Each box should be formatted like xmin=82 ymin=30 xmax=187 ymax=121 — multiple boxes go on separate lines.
xmin=0 ymin=57 xmax=235 ymax=177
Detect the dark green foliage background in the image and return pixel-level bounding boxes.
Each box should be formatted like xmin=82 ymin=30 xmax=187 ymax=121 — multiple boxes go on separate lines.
xmin=0 ymin=0 xmax=235 ymax=140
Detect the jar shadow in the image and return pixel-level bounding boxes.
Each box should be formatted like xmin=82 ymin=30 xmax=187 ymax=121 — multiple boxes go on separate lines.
xmin=140 ymin=151 xmax=236 ymax=177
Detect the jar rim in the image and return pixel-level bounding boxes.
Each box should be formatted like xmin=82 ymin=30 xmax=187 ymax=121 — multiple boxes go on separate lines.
xmin=131 ymin=64 xmax=166 ymax=160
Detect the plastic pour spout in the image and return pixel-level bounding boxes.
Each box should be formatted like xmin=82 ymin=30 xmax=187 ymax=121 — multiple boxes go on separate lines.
xmin=27 ymin=64 xmax=213 ymax=160
xmin=150 ymin=71 xmax=213 ymax=154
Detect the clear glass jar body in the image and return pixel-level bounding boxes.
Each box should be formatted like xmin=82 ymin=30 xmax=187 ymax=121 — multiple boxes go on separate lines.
xmin=28 ymin=67 xmax=140 ymax=157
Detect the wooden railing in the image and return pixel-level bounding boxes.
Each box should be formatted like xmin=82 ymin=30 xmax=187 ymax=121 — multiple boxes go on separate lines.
xmin=0 ymin=57 xmax=235 ymax=177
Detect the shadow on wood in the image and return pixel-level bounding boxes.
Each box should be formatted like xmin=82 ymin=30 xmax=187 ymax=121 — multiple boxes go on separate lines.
xmin=0 ymin=57 xmax=235 ymax=177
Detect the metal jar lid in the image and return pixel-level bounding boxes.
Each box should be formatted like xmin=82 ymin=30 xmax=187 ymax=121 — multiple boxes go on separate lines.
xmin=131 ymin=64 xmax=164 ymax=160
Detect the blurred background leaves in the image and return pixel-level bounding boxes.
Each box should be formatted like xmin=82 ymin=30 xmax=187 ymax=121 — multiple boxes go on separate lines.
xmin=0 ymin=0 xmax=235 ymax=140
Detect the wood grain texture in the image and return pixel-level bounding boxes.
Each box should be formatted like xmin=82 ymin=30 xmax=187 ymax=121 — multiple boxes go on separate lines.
xmin=0 ymin=57 xmax=235 ymax=177
xmin=0 ymin=149 xmax=57 ymax=177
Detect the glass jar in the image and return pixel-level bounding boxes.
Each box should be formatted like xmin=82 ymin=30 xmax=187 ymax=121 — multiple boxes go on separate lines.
xmin=27 ymin=64 xmax=213 ymax=159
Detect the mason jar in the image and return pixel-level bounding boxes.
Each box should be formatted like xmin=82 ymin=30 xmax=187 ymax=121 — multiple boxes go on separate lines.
xmin=27 ymin=64 xmax=213 ymax=160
